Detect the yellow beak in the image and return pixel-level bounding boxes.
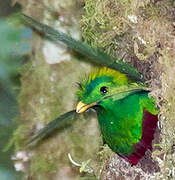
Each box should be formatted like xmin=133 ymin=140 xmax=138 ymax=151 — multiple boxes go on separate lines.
xmin=76 ymin=101 xmax=97 ymax=114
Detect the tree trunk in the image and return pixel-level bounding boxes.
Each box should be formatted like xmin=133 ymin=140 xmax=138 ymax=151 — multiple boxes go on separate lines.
xmin=12 ymin=0 xmax=175 ymax=179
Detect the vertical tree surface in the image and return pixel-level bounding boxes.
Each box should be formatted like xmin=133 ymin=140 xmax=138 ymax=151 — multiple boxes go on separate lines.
xmin=12 ymin=0 xmax=175 ymax=179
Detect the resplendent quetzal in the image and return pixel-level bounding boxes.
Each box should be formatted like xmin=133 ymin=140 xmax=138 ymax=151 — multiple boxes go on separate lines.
xmin=76 ymin=67 xmax=158 ymax=165
xmin=22 ymin=14 xmax=158 ymax=165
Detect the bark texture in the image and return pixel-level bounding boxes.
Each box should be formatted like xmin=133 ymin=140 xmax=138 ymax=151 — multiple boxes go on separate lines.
xmin=12 ymin=0 xmax=175 ymax=179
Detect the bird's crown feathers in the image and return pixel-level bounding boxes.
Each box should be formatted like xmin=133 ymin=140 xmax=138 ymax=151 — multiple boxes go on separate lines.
xmin=88 ymin=67 xmax=128 ymax=83
xmin=77 ymin=67 xmax=130 ymax=94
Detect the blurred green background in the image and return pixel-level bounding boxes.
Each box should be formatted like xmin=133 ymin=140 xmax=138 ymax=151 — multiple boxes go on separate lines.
xmin=0 ymin=0 xmax=32 ymax=179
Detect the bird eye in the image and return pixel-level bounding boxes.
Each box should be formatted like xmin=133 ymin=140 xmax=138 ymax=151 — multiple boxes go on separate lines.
xmin=100 ymin=86 xmax=108 ymax=94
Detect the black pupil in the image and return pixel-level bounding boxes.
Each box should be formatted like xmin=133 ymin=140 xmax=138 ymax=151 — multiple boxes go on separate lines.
xmin=100 ymin=86 xmax=108 ymax=94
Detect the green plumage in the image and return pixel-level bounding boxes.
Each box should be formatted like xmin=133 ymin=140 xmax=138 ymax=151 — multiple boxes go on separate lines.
xmin=21 ymin=14 xmax=142 ymax=81
xmin=77 ymin=68 xmax=158 ymax=164
xmin=77 ymin=68 xmax=157 ymax=154
xmin=97 ymin=92 xmax=156 ymax=155
xmin=22 ymin=14 xmax=158 ymax=165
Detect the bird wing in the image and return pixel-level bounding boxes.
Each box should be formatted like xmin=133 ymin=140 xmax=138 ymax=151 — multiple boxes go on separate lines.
xmin=119 ymin=108 xmax=158 ymax=165
xmin=20 ymin=14 xmax=141 ymax=81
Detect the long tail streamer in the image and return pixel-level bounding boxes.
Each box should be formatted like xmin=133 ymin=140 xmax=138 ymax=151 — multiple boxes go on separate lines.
xmin=21 ymin=14 xmax=142 ymax=81
xmin=27 ymin=110 xmax=78 ymax=145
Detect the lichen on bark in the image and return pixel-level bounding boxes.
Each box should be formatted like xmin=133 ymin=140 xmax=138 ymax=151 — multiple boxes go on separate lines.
xmin=11 ymin=0 xmax=104 ymax=179
xmin=82 ymin=0 xmax=175 ymax=179
xmin=11 ymin=0 xmax=175 ymax=179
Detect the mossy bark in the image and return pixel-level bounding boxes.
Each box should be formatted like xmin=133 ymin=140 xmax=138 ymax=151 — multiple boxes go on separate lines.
xmin=12 ymin=0 xmax=175 ymax=179
xmin=12 ymin=0 xmax=102 ymax=179
xmin=82 ymin=0 xmax=175 ymax=179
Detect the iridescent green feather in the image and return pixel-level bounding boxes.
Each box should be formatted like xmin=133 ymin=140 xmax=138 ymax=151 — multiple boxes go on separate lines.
xmin=22 ymin=14 xmax=158 ymax=165
xmin=77 ymin=67 xmax=157 ymax=158
xmin=21 ymin=14 xmax=142 ymax=81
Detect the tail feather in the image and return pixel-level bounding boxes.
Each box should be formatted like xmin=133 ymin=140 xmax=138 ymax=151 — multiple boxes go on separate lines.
xmin=27 ymin=110 xmax=77 ymax=146
xmin=21 ymin=14 xmax=141 ymax=81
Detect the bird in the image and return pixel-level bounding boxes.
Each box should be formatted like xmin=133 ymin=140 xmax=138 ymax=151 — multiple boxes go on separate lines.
xmin=76 ymin=67 xmax=158 ymax=165
xmin=21 ymin=14 xmax=158 ymax=165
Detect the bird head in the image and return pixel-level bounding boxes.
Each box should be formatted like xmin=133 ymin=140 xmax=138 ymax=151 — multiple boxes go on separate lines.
xmin=76 ymin=67 xmax=147 ymax=113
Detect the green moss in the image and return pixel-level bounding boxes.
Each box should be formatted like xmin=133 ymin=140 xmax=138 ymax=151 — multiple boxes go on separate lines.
xmin=30 ymin=152 xmax=57 ymax=175
xmin=5 ymin=124 xmax=29 ymax=152
xmin=11 ymin=0 xmax=175 ymax=179
xmin=81 ymin=0 xmax=130 ymax=56
xmin=82 ymin=0 xmax=175 ymax=179
xmin=81 ymin=0 xmax=175 ymax=61
xmin=12 ymin=45 xmax=103 ymax=178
